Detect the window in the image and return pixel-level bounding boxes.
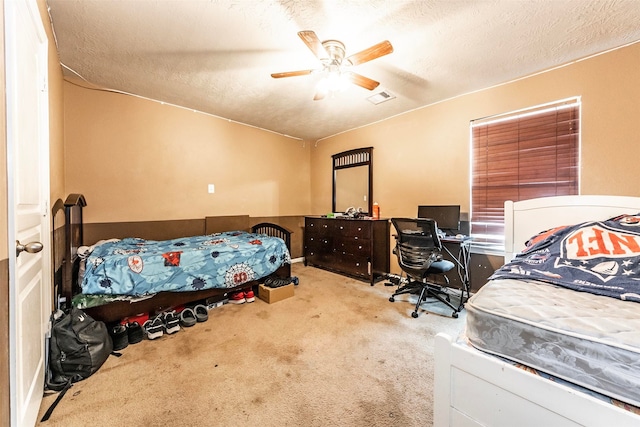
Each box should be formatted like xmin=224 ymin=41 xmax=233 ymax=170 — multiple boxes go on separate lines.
xmin=470 ymin=98 xmax=580 ymax=248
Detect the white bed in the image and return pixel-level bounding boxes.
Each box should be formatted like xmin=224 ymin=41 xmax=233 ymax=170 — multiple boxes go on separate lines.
xmin=434 ymin=195 xmax=640 ymax=427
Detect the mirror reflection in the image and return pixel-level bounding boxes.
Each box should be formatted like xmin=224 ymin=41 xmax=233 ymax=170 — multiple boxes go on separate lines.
xmin=335 ymin=166 xmax=368 ymax=212
xmin=332 ymin=147 xmax=372 ymax=215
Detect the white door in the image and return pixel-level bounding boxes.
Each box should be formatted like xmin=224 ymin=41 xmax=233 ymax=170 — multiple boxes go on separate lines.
xmin=5 ymin=0 xmax=51 ymax=426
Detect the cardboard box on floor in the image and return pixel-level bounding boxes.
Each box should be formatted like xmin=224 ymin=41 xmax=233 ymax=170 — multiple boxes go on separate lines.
xmin=258 ymin=283 xmax=294 ymax=303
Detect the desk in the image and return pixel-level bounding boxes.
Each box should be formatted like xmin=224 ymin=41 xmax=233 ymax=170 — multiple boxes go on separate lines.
xmin=441 ymin=236 xmax=472 ymax=310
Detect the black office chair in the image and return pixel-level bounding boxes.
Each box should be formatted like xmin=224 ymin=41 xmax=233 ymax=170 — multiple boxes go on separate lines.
xmin=388 ymin=218 xmax=459 ymax=318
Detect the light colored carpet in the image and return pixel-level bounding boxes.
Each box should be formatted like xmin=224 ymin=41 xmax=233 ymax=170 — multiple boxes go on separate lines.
xmin=37 ymin=263 xmax=465 ymax=427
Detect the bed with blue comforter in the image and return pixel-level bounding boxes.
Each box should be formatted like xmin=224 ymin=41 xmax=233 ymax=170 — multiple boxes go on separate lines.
xmin=55 ymin=196 xmax=294 ymax=322
xmin=80 ymin=230 xmax=291 ymax=296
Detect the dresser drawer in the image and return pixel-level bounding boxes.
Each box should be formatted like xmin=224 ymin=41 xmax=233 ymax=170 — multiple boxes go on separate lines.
xmin=305 ymin=235 xmax=332 ymax=256
xmin=305 ymin=234 xmax=332 ymax=248
xmin=305 ymin=251 xmax=326 ymax=266
xmin=335 ymin=238 xmax=370 ymax=256
xmin=334 ymin=221 xmax=370 ymax=238
xmin=336 ymin=255 xmax=369 ymax=277
xmin=305 ymin=218 xmax=331 ymax=234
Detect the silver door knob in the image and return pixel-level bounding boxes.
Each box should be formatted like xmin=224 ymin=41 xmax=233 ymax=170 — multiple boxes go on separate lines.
xmin=16 ymin=240 xmax=43 ymax=257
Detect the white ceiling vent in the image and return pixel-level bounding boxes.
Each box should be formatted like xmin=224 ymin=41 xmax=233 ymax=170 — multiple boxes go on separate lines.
xmin=367 ymin=90 xmax=396 ymax=105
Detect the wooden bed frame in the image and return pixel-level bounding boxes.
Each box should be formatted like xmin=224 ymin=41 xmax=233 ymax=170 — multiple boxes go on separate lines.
xmin=434 ymin=195 xmax=640 ymax=427
xmin=53 ymin=195 xmax=293 ymax=323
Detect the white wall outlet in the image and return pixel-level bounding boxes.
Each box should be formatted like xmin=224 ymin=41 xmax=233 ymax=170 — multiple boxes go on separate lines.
xmin=208 ymin=184 xmax=215 ymax=194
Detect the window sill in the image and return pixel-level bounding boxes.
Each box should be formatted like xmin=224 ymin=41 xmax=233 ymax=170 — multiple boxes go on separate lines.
xmin=469 ymin=243 xmax=506 ymax=258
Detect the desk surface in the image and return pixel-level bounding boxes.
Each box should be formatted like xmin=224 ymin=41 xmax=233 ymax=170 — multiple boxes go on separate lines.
xmin=441 ymin=235 xmax=472 ymax=243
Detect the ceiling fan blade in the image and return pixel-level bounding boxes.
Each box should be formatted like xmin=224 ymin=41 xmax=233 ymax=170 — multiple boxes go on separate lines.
xmin=345 ymin=40 xmax=393 ymax=66
xmin=271 ymin=70 xmax=313 ymax=78
xmin=298 ymin=30 xmax=327 ymax=59
xmin=344 ymin=72 xmax=380 ymax=91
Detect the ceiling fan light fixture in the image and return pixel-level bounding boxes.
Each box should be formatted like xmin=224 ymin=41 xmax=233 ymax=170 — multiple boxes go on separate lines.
xmin=273 ymin=31 xmax=392 ymax=100
xmin=321 ymin=40 xmax=346 ymax=64
xmin=317 ymin=69 xmax=349 ymax=94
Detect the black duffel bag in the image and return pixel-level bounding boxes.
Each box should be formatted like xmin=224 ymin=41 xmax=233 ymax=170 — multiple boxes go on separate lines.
xmin=41 ymin=308 xmax=114 ymax=421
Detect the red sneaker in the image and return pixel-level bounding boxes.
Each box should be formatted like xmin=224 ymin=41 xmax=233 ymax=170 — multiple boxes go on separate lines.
xmin=229 ymin=290 xmax=246 ymax=304
xmin=244 ymin=289 xmax=255 ymax=303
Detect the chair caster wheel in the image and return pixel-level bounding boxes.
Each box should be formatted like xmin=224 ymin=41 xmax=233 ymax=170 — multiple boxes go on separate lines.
xmin=389 ymin=297 xmax=395 ymax=302
xmin=411 ymin=311 xmax=419 ymax=318
xmin=452 ymin=312 xmax=459 ymax=318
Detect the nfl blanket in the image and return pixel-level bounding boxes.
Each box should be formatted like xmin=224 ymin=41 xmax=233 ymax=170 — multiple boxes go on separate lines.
xmin=491 ymin=213 xmax=640 ymax=302
xmin=81 ymin=231 xmax=290 ymax=296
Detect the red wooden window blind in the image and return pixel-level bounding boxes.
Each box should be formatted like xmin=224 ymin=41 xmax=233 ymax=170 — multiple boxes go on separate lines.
xmin=471 ymin=101 xmax=580 ymax=247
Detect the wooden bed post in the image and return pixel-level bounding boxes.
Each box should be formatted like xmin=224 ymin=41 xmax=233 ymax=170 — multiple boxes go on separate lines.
xmin=63 ymin=194 xmax=87 ymax=308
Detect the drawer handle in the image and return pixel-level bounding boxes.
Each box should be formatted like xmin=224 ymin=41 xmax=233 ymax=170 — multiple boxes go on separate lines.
xmin=354 ymin=236 xmax=358 ymax=240
xmin=357 ymin=227 xmax=362 ymax=231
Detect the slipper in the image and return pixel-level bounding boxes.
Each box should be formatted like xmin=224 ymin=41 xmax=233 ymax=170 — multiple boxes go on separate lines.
xmin=163 ymin=310 xmax=181 ymax=334
xmin=264 ymin=276 xmax=292 ymax=288
xmin=193 ymin=304 xmax=208 ymax=322
xmin=179 ymin=308 xmax=197 ymax=327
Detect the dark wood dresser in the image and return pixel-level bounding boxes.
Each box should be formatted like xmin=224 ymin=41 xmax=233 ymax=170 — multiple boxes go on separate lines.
xmin=304 ymin=216 xmax=390 ymax=285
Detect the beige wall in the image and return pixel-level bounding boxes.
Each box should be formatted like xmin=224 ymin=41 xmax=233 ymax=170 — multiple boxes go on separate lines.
xmin=41 ymin=0 xmax=66 ymax=206
xmin=64 ymin=84 xmax=311 ymax=223
xmin=311 ymin=42 xmax=640 ymax=219
xmin=62 ymin=38 xmax=640 ymax=229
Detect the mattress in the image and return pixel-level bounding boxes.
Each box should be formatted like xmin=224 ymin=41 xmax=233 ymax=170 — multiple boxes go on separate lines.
xmin=465 ymin=278 xmax=640 ymax=407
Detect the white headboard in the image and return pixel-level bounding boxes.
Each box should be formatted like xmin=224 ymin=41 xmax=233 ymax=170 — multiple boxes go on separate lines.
xmin=504 ymin=195 xmax=640 ymax=261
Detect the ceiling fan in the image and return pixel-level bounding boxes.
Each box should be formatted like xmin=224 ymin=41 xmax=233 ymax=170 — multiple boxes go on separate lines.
xmin=271 ymin=30 xmax=393 ymax=100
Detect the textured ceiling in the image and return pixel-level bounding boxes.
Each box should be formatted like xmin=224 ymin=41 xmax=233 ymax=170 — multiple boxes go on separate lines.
xmin=47 ymin=0 xmax=640 ymax=142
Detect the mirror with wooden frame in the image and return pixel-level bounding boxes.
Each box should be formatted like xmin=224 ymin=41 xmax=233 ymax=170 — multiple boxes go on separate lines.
xmin=332 ymin=147 xmax=373 ymax=215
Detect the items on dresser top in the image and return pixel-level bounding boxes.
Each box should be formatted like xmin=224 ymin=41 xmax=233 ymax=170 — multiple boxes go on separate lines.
xmin=304 ymin=216 xmax=390 ymax=285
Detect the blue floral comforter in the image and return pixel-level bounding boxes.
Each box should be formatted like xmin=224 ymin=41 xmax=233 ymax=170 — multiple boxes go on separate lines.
xmin=81 ymin=231 xmax=290 ymax=296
